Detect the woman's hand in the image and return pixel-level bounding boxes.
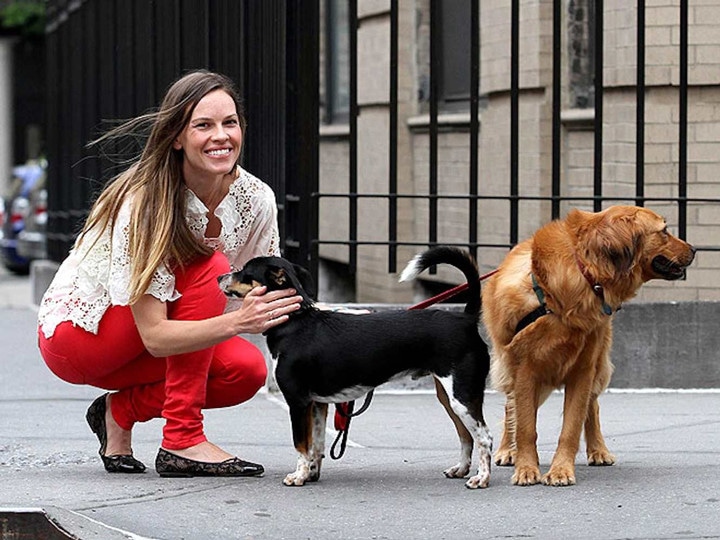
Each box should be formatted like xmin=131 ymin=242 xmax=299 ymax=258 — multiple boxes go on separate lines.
xmin=229 ymin=286 xmax=303 ymax=334
xmin=131 ymin=288 xmax=303 ymax=357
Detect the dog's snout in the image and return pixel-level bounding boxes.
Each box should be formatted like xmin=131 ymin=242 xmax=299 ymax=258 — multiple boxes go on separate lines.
xmin=682 ymin=243 xmax=696 ymax=266
xmin=217 ymin=273 xmax=232 ymax=291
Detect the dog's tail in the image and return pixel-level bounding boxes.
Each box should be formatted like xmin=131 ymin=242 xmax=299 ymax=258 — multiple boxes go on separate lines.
xmin=399 ymin=246 xmax=481 ymax=315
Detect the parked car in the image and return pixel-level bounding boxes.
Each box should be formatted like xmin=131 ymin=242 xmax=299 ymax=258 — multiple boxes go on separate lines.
xmin=0 ymin=160 xmax=47 ymax=274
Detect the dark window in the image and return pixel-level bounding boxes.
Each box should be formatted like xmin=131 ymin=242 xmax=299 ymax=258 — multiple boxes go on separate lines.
xmin=439 ymin=0 xmax=473 ymax=110
xmin=324 ymin=0 xmax=349 ymax=124
xmin=568 ymin=0 xmax=596 ymax=108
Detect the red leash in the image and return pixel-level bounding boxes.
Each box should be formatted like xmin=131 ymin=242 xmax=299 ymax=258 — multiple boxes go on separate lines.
xmin=408 ymin=268 xmax=499 ymax=310
xmin=331 ymin=267 xmax=499 ymax=459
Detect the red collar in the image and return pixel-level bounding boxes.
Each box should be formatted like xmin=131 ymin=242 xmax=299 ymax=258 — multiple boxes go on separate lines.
xmin=575 ymin=254 xmax=615 ymax=316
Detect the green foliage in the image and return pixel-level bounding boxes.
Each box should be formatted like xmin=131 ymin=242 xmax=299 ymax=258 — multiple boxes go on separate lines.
xmin=1 ymin=1 xmax=46 ymax=37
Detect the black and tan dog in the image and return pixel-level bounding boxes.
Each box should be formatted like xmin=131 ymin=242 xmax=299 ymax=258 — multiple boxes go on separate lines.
xmin=218 ymin=246 xmax=492 ymax=489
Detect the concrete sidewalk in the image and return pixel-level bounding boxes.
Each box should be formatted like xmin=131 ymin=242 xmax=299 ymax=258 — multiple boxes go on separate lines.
xmin=1 ymin=272 xmax=719 ymax=539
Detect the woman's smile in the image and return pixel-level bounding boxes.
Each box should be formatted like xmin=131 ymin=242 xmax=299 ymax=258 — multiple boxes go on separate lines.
xmin=173 ymin=89 xmax=243 ymax=180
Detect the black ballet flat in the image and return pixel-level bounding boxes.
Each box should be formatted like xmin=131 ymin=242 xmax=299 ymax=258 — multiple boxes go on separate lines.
xmin=85 ymin=393 xmax=146 ymax=474
xmin=155 ymin=448 xmax=264 ymax=478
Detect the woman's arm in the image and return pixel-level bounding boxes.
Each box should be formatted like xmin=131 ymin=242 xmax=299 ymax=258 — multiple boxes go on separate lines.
xmin=131 ymin=286 xmax=301 ymax=357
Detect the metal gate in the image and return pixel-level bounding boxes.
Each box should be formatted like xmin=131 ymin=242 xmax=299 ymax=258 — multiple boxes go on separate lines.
xmin=312 ymin=0 xmax=720 ymax=287
xmin=44 ymin=1 xmax=720 ymax=287
xmin=44 ymin=0 xmax=319 ymax=269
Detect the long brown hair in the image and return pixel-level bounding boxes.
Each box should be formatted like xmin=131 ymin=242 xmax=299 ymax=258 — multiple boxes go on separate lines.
xmin=79 ymin=70 xmax=247 ymax=304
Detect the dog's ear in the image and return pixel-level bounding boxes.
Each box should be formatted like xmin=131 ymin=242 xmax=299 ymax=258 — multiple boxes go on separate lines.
xmin=293 ymin=264 xmax=317 ymax=300
xmin=265 ymin=261 xmax=317 ymax=301
xmin=265 ymin=266 xmax=292 ymax=289
xmin=583 ymin=213 xmax=643 ymax=276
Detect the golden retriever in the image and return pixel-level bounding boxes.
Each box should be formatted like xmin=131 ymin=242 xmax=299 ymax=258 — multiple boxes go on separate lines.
xmin=481 ymin=205 xmax=695 ymax=486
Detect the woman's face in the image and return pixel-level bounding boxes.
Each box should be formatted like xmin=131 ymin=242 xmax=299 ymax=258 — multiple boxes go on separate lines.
xmin=173 ymin=89 xmax=243 ymax=179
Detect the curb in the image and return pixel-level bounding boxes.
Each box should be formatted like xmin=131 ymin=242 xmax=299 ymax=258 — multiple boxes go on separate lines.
xmin=0 ymin=507 xmax=154 ymax=540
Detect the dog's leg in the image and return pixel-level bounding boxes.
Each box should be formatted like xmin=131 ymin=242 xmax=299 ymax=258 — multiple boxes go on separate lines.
xmin=585 ymin=395 xmax=616 ymax=466
xmin=512 ymin=364 xmax=543 ymax=486
xmin=585 ymin=333 xmax=616 ymax=466
xmin=435 ymin=376 xmax=492 ymax=489
xmin=284 ymin=403 xmax=315 ymax=486
xmin=494 ymin=394 xmax=516 ymax=466
xmin=308 ymin=402 xmax=328 ymax=482
xmin=433 ymin=377 xmax=473 ymax=479
xmin=542 ymin=367 xmax=594 ymax=487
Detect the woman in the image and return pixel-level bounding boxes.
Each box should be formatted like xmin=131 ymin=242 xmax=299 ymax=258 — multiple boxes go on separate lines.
xmin=37 ymin=70 xmax=302 ymax=477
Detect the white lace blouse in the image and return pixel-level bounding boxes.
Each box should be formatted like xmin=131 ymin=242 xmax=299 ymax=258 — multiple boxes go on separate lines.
xmin=38 ymin=167 xmax=280 ymax=339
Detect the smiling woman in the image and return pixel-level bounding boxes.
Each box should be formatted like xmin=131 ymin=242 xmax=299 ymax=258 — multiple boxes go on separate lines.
xmin=173 ymin=90 xmax=243 ymax=191
xmin=35 ymin=70 xmax=302 ymax=478
xmin=173 ymin=89 xmax=245 ymax=238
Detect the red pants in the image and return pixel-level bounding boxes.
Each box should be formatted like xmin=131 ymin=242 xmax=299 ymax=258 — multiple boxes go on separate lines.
xmin=38 ymin=251 xmax=268 ymax=450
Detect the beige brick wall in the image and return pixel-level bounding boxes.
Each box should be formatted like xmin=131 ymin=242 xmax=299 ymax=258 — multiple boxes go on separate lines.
xmin=318 ymin=135 xmax=350 ymax=264
xmin=606 ymin=0 xmax=720 ymax=86
xmin=481 ymin=0 xmax=553 ymax=93
xmin=319 ymin=1 xmax=417 ymax=303
xmin=565 ymin=85 xmax=720 ymax=302
xmin=317 ymin=0 xmax=720 ymax=303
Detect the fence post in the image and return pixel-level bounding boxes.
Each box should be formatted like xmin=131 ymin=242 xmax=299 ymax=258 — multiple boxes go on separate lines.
xmin=284 ymin=0 xmax=320 ymax=277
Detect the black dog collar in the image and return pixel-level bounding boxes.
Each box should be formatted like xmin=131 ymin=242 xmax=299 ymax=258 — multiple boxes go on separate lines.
xmin=514 ymin=273 xmax=552 ymax=335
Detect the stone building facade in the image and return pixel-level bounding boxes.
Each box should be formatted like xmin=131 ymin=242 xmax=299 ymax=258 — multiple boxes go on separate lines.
xmin=317 ymin=0 xmax=720 ymax=304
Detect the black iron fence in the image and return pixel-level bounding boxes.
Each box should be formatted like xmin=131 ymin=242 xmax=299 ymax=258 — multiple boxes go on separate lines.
xmin=44 ymin=1 xmax=719 ymax=282
xmin=312 ymin=0 xmax=720 ymax=280
xmin=44 ymin=0 xmax=318 ymax=267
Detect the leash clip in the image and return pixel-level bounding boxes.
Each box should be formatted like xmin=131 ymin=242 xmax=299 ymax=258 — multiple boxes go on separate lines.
xmin=330 ymin=391 xmax=375 ymax=460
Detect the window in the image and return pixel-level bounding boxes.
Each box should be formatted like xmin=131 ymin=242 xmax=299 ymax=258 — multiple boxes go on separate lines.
xmin=439 ymin=0 xmax=473 ymax=110
xmin=568 ymin=0 xmax=596 ymax=108
xmin=324 ymin=0 xmax=349 ymax=124
xmin=417 ymin=0 xmax=478 ymax=113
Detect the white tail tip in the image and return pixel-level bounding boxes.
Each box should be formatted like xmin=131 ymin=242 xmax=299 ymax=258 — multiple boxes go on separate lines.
xmin=398 ymin=254 xmax=423 ymax=283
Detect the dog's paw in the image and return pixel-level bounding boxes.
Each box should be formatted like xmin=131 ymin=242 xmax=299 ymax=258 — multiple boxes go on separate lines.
xmin=542 ymin=465 xmax=576 ymax=487
xmin=511 ymin=465 xmax=541 ymax=486
xmin=587 ymin=449 xmax=616 ymax=466
xmin=443 ymin=463 xmax=470 ymax=479
xmin=465 ymin=473 xmax=490 ymax=489
xmin=307 ymin=461 xmax=322 ymax=482
xmin=494 ymin=449 xmax=515 ymax=467
xmin=283 ymin=472 xmax=309 ymax=486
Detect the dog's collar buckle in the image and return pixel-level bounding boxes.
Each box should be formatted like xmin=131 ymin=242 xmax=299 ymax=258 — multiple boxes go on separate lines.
xmin=576 ymin=255 xmax=617 ymax=316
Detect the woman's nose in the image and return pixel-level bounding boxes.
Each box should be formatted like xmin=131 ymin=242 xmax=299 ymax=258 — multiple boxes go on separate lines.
xmin=212 ymin=125 xmax=229 ymax=141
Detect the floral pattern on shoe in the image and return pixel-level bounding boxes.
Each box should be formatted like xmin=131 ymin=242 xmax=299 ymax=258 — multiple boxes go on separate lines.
xmin=155 ymin=448 xmax=264 ymax=477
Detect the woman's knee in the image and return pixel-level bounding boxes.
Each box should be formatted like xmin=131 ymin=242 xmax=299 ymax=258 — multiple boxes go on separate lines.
xmin=244 ymin=346 xmax=269 ymax=391
xmin=230 ymin=343 xmax=268 ymax=391
xmin=211 ymin=338 xmax=269 ymax=397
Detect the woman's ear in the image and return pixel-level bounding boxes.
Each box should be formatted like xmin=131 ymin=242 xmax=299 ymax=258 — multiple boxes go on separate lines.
xmin=172 ymin=139 xmax=182 ymax=150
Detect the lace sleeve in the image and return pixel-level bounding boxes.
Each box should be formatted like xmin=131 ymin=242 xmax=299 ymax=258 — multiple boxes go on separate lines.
xmin=107 ymin=200 xmax=179 ymax=304
xmin=214 ymin=169 xmax=281 ymax=272
xmin=229 ymin=180 xmax=280 ymax=270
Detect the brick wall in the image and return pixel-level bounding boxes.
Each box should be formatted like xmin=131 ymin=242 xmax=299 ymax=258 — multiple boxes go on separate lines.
xmin=316 ymin=0 xmax=720 ymax=303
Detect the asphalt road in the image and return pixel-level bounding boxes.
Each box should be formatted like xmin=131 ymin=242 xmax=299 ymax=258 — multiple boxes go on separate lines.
xmin=1 ymin=269 xmax=719 ymax=540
